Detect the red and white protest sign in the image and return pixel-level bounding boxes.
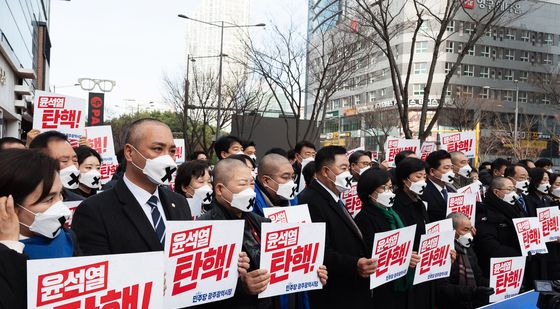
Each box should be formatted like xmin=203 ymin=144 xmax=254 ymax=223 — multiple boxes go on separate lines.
xmin=186 ymin=198 xmax=203 ymax=220
xmin=164 ymin=221 xmax=243 ymax=308
xmin=425 ymin=218 xmax=453 ymax=236
xmin=263 ymin=204 xmax=312 ymax=223
xmin=370 ymin=225 xmax=416 ymax=289
xmin=99 ymin=156 xmax=119 ymax=185
xmin=85 ymin=125 xmax=118 ymax=185
xmin=385 ymin=138 xmax=421 ymax=167
xmin=341 ymin=183 xmax=362 ymax=217
xmin=371 ymin=151 xmax=380 ymax=162
xmin=420 ymin=142 xmax=436 ymax=161
xmin=346 ymin=146 xmax=364 ymax=157
xmin=33 ymin=91 xmax=86 ymax=147
xmin=27 ymin=251 xmax=164 ymax=308
xmin=489 ymin=257 xmax=526 ymax=303
xmin=537 ymin=207 xmax=560 ymax=242
xmin=174 ymin=139 xmax=186 ymax=164
xmin=440 ymin=131 xmax=476 ymax=159
xmin=457 ymin=183 xmax=482 ymax=203
xmin=512 ymin=217 xmax=548 ymax=256
xmin=446 ymin=192 xmax=477 ymax=226
xmin=413 ymin=230 xmax=454 ymax=285
xmin=259 ymin=222 xmax=326 ymax=298
xmin=63 ymin=201 xmax=81 ymax=229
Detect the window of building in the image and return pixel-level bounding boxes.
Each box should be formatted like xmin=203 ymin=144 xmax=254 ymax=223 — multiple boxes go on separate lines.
xmin=446 ymin=21 xmax=455 ymax=32
xmin=518 ymin=91 xmax=527 ymax=103
xmin=420 ymin=21 xmax=429 ymax=32
xmin=354 ymin=95 xmax=361 ymax=105
xmin=545 ymin=33 xmax=553 ymax=46
xmin=464 ymin=22 xmax=474 ymax=35
xmin=520 ymin=71 xmax=528 ymax=82
xmin=544 ymin=54 xmax=553 ymax=64
xmin=444 ymin=62 xmax=452 ymax=74
xmin=368 ymin=91 xmax=375 ymax=102
xmin=446 ymin=41 xmax=454 ymax=53
xmin=480 ymin=67 xmax=489 ymax=78
xmin=481 ymin=46 xmax=491 ymax=58
xmin=369 ymin=74 xmax=376 ymax=84
xmin=506 ymin=28 xmax=516 ymax=40
xmin=462 ymin=86 xmax=474 ymax=97
xmin=415 ymin=41 xmax=428 ymax=53
xmin=505 ymin=49 xmax=515 ymax=60
xmin=381 ymin=89 xmax=386 ymax=96
xmin=520 ymin=51 xmax=529 ymax=62
xmin=342 ymin=97 xmax=351 ymax=107
xmin=504 ymin=69 xmax=514 ymax=81
xmin=480 ymin=87 xmax=490 ymax=99
xmin=485 ymin=27 xmax=493 ymax=37
xmin=543 ymin=95 xmax=551 ymax=104
xmin=446 ymin=85 xmax=452 ymax=96
xmin=333 ymin=99 xmax=341 ymax=109
xmin=413 ymin=84 xmax=425 ymax=96
xmin=463 ymin=64 xmax=474 ymax=77
xmin=414 ymin=62 xmax=427 ymax=74
xmin=521 ymin=31 xmax=530 ymax=42
xmin=503 ymin=90 xmax=513 ymax=102
xmin=467 ymin=46 xmax=475 ymax=56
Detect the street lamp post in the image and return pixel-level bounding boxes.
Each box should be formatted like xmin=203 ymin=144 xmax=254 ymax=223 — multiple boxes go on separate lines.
xmin=514 ymin=80 xmax=520 ymax=150
xmin=178 ymin=14 xmax=265 ymax=141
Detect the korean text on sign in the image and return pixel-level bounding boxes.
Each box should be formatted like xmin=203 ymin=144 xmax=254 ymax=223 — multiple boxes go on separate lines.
xmin=259 ymin=223 xmax=326 ymax=298
xmin=164 ymin=221 xmax=243 ymax=308
xmin=445 ymin=192 xmax=477 ymax=226
xmin=33 ymin=91 xmax=86 ymax=142
xmin=440 ymin=131 xmax=476 ymax=159
xmin=413 ymin=231 xmax=454 ymax=285
xmin=341 ymin=184 xmax=362 ymax=217
xmin=489 ymin=256 xmax=526 ymax=303
xmin=512 ymin=217 xmax=548 ymax=256
xmin=537 ymin=207 xmax=560 ymax=242
xmin=385 ymin=138 xmax=421 ymax=167
xmin=263 ymin=204 xmax=312 ymax=224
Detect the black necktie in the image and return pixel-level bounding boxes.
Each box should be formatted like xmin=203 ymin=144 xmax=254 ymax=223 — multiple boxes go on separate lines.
xmin=337 ymin=199 xmax=363 ymax=239
xmin=147 ymin=196 xmax=166 ymax=245
xmin=441 ymin=187 xmax=448 ymax=202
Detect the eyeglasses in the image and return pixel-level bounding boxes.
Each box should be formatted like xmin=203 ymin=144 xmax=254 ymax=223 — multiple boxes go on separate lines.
xmin=358 ymin=161 xmax=372 ymax=166
xmin=498 ymin=187 xmax=515 ymax=193
xmin=268 ymin=174 xmax=297 ymax=181
xmin=78 ymin=78 xmax=116 ymax=92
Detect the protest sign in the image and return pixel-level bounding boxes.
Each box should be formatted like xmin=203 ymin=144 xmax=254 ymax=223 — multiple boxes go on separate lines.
xmin=263 ymin=204 xmax=312 ymax=223
xmin=457 ymin=182 xmax=482 ymax=202
xmin=370 ymin=225 xmax=416 ymax=289
xmin=174 ymin=139 xmax=186 ymax=164
xmin=27 ymin=251 xmax=164 ymax=308
xmin=85 ymin=125 xmax=118 ymax=185
xmin=164 ymin=221 xmax=244 ymax=308
xmin=440 ymin=131 xmax=476 ymax=159
xmin=489 ymin=256 xmax=526 ymax=303
xmin=385 ymin=138 xmax=421 ymax=167
xmin=259 ymin=222 xmax=326 ymax=298
xmin=512 ymin=217 xmax=548 ymax=256
xmin=413 ymin=230 xmax=454 ymax=284
xmin=33 ymin=91 xmax=86 ymax=148
xmin=64 ymin=201 xmax=81 ymax=229
xmin=446 ymin=192 xmax=477 ymax=226
xmin=537 ymin=206 xmax=560 ymax=242
xmin=425 ymin=218 xmax=453 ymax=236
xmin=346 ymin=146 xmax=364 ymax=157
xmin=420 ymin=142 xmax=436 ymax=161
xmin=341 ymin=183 xmax=362 ymax=217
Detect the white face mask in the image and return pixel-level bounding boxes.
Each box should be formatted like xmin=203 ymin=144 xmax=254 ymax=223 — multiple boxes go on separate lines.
xmin=60 ymin=165 xmax=80 ymax=189
xmin=538 ymin=183 xmax=551 ymax=194
xmin=235 ymin=151 xmax=245 ymax=155
xmin=224 ymin=187 xmax=256 ymax=212
xmin=267 ymin=178 xmax=297 ymax=200
xmin=249 ymin=154 xmax=257 ymax=162
xmin=457 ymin=232 xmax=474 ymax=248
xmin=458 ymin=165 xmax=472 ymax=178
xmin=374 ymin=190 xmax=396 ymax=208
xmin=192 ymin=185 xmax=213 ymax=205
xmin=440 ymin=170 xmax=455 ymax=184
xmin=552 ymin=187 xmax=560 ymax=198
xmin=131 ymin=145 xmax=177 ymax=185
xmin=18 ymin=200 xmax=71 ymax=239
xmin=358 ymin=167 xmax=369 ymax=175
xmin=408 ymin=179 xmax=427 ymax=195
xmin=515 ymin=180 xmax=530 ymax=195
xmin=328 ymin=168 xmax=353 ymax=193
xmin=548 ymin=169 xmax=554 ymax=174
xmin=501 ymin=191 xmax=520 ymax=205
xmin=79 ymin=170 xmax=102 ymax=189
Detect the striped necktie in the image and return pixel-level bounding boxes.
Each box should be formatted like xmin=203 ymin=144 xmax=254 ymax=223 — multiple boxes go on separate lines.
xmin=147 ymin=195 xmax=166 ymax=245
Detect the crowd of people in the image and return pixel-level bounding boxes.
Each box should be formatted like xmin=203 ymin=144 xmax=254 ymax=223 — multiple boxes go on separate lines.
xmin=0 ymin=118 xmax=558 ymax=309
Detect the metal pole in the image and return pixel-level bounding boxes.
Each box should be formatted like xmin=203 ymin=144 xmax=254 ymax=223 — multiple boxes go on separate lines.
xmin=215 ymin=21 xmax=224 ymax=142
xmin=514 ymin=80 xmax=519 ymax=152
xmin=184 ymin=55 xmax=191 ymax=157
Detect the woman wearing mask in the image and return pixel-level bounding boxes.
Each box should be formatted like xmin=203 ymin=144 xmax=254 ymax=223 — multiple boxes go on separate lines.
xmin=0 ymin=149 xmax=80 ymax=308
xmin=526 ymin=168 xmax=552 ymax=210
xmin=549 ymin=173 xmax=560 ymax=206
xmin=174 ymin=160 xmax=213 ymax=214
xmin=72 ymin=146 xmax=102 ymax=198
xmin=354 ymin=168 xmax=419 ymax=309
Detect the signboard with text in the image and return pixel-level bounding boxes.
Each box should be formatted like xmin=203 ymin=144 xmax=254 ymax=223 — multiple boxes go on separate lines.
xmin=385 ymin=138 xmax=421 ymax=167
xmin=342 ymin=183 xmax=362 ymax=217
xmin=440 ymin=131 xmax=476 ymax=159
xmin=537 ymin=207 xmax=560 ymax=242
xmin=446 ymin=192 xmax=477 ymax=226
xmin=263 ymin=204 xmax=312 ymax=223
xmin=489 ymin=257 xmax=526 ymax=303
xmin=512 ymin=217 xmax=548 ymax=256
xmin=413 ymin=230 xmax=454 ymax=285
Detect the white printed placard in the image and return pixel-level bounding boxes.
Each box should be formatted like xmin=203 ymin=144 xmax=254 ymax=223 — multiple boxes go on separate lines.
xmin=440 ymin=131 xmax=476 ymax=159
xmin=27 ymin=251 xmax=164 ymax=308
xmin=370 ymin=225 xmax=416 ymax=289
xmin=341 ymin=183 xmax=362 ymax=217
xmin=186 ymin=198 xmax=203 ymax=219
xmin=489 ymin=256 xmax=526 ymax=303
xmin=346 ymin=146 xmax=365 ymax=157
xmin=425 ymin=218 xmax=453 ymax=236
xmin=385 ymin=138 xmax=421 ymax=167
xmin=457 ymin=183 xmax=482 ymax=202
xmin=85 ymin=125 xmax=116 ymax=159
xmin=537 ymin=206 xmax=560 ymax=242
xmin=33 ymin=91 xmax=86 ymax=148
xmin=259 ymin=222 xmax=326 ymax=298
xmin=512 ymin=217 xmax=548 ymax=256
xmin=164 ymin=221 xmax=244 ymax=308
xmin=263 ymin=204 xmax=312 ymax=223
xmin=174 ymin=139 xmax=186 ymax=164
xmin=99 ymin=156 xmax=119 ymax=185
xmin=446 ymin=192 xmax=477 ymax=226
xmin=63 ymin=201 xmax=82 ymax=229
xmin=420 ymin=142 xmax=436 ymax=161
xmin=413 ymin=230 xmax=454 ymax=285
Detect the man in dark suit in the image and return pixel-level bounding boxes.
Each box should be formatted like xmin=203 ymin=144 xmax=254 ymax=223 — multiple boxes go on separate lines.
xmin=422 ymin=150 xmax=457 ymax=222
xmin=72 ymin=118 xmax=192 ymax=255
xmin=504 ymin=164 xmax=535 ymax=216
xmin=298 ymin=145 xmax=376 ymax=308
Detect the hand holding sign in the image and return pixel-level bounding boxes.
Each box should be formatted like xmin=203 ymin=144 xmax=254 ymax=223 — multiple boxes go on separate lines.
xmin=357 ymin=257 xmax=378 ymax=278
xmin=243 ymin=269 xmax=271 ymax=295
xmin=0 ymin=195 xmax=19 ymax=241
xmin=409 ymin=252 xmax=421 ymax=268
xmin=238 ymin=251 xmax=251 ymax=277
xmin=317 ymin=265 xmax=328 ymax=286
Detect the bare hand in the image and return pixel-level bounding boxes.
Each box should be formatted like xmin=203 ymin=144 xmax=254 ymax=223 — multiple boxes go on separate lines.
xmin=409 ymin=251 xmax=421 ymax=268
xmin=450 ymin=249 xmax=457 ymax=263
xmin=242 ymin=269 xmax=270 ymax=295
xmin=317 ymin=265 xmax=328 ymax=286
xmin=163 ymin=272 xmax=167 ymax=296
xmin=0 ymin=196 xmax=19 ymax=241
xmin=78 ymin=135 xmax=90 ymax=147
xmin=380 ymin=160 xmax=389 ymax=170
xmin=25 ymin=129 xmax=40 ymax=147
xmin=357 ymin=257 xmax=378 ymax=278
xmin=237 ymin=251 xmax=250 ymax=276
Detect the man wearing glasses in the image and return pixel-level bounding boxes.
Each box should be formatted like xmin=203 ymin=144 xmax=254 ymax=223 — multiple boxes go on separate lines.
xmin=349 ymin=150 xmax=372 ymax=183
xmin=253 ymin=153 xmax=299 ymax=217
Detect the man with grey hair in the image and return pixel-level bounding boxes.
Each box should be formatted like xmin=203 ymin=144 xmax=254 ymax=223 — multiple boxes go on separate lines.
xmin=437 ymin=212 xmax=493 ymax=309
xmin=253 ymin=153 xmax=298 ymax=216
xmin=450 ymin=151 xmax=473 ymax=190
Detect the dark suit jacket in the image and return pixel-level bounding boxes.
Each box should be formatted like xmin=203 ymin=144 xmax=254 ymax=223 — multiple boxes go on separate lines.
xmin=297 ymin=180 xmax=371 ymax=308
xmin=0 ymin=244 xmax=26 ymax=309
xmin=72 ymin=178 xmax=191 ymax=255
xmin=422 ymin=179 xmax=456 ymax=223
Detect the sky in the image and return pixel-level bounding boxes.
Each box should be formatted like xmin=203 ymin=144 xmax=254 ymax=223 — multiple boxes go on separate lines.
xmin=48 ymin=0 xmax=307 ymax=118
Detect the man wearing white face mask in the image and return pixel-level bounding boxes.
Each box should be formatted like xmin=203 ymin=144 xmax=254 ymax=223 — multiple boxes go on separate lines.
xmin=349 ymin=150 xmax=372 ymax=183
xmin=72 ymin=118 xmax=192 ymax=255
xmin=450 ymin=151 xmax=473 ymax=190
xmin=29 ymin=131 xmax=85 ymax=202
xmin=253 ymin=154 xmax=299 ymax=217
xmin=504 ymin=164 xmax=534 ymax=216
xmin=422 ymin=150 xmax=457 ymax=222
xmin=437 ymin=212 xmax=493 ymax=309
xmin=299 ymin=146 xmax=376 ymax=308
